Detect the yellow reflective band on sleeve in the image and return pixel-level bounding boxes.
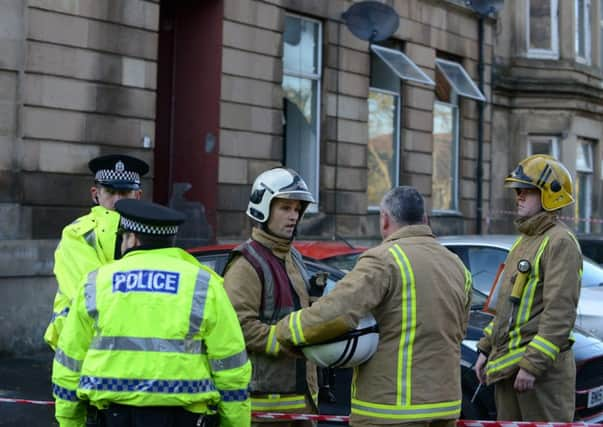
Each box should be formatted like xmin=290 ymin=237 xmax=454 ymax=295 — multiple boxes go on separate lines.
xmin=486 ymin=347 xmax=526 ymax=375
xmin=483 ymin=321 xmax=493 ymax=337
xmin=389 ymin=244 xmax=417 ymax=407
xmin=289 ymin=311 xmax=306 ymax=346
xmin=464 ymin=267 xmax=472 ymax=296
xmin=509 ymin=237 xmax=549 ymax=350
xmin=251 ymin=394 xmax=307 ymax=411
xmin=351 ymin=398 xmax=461 ymax=421
xmin=265 ymin=325 xmax=280 ymax=356
xmin=529 ymin=335 xmax=559 ymax=360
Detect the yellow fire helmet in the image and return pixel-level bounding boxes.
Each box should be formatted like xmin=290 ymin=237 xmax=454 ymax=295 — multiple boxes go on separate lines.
xmin=505 ymin=154 xmax=575 ymax=211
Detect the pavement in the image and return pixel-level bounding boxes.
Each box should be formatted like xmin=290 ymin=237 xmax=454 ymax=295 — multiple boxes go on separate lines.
xmin=0 ymin=350 xmax=56 ymax=426
xmin=0 ymin=351 xmax=351 ymax=426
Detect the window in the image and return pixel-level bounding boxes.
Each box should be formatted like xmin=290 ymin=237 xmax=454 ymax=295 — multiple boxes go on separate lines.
xmin=576 ymin=139 xmax=594 ymax=232
xmin=576 ymin=0 xmax=592 ymax=64
xmin=367 ymin=44 xmax=433 ymax=209
xmin=527 ymin=0 xmax=559 ymax=59
xmin=528 ymin=135 xmax=560 ymax=158
xmin=432 ymin=58 xmax=485 ymax=212
xmin=283 ymin=15 xmax=321 ymax=210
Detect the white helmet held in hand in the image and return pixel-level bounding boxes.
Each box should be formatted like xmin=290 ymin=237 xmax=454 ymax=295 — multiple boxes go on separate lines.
xmin=247 ymin=168 xmax=316 ymax=223
xmin=301 ymin=278 xmax=379 ymax=368
xmin=302 ymin=314 xmax=379 ymax=368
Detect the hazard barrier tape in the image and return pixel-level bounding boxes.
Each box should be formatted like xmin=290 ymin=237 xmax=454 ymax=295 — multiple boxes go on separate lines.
xmin=1 ymin=398 xmax=601 ymax=427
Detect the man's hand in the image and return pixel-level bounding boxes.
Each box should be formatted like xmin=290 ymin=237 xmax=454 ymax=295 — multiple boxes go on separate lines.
xmin=514 ymin=368 xmax=535 ymax=392
xmin=474 ymin=353 xmax=488 ymax=384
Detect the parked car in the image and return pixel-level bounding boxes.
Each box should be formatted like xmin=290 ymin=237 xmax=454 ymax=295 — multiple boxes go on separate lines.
xmin=576 ymin=233 xmax=603 ymax=265
xmin=189 ymin=243 xmax=603 ymax=423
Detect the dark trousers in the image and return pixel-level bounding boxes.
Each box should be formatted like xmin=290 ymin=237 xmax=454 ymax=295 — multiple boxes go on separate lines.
xmin=100 ymin=404 xmax=212 ymax=427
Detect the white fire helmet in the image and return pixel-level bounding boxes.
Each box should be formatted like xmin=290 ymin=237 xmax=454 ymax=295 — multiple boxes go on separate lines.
xmin=246 ymin=168 xmax=316 ymax=223
xmin=302 ymin=280 xmax=379 ymax=368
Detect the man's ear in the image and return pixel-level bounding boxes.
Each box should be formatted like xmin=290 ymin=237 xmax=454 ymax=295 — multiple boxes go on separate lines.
xmin=135 ymin=189 xmax=143 ymax=200
xmin=90 ymin=186 xmax=99 ymax=204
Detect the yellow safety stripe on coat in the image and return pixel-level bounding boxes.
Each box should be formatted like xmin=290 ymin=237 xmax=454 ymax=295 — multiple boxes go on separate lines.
xmin=529 ymin=335 xmax=559 ymax=360
xmin=464 ymin=267 xmax=472 ymax=296
xmin=351 ymin=398 xmax=461 ymax=420
xmin=509 ymin=237 xmax=549 ymax=350
xmin=483 ymin=321 xmax=493 ymax=337
xmin=265 ymin=325 xmax=280 ymax=356
xmin=509 ymin=236 xmax=523 ymax=253
xmin=288 ymin=311 xmax=306 ymax=346
xmin=389 ymin=244 xmax=417 ymax=407
xmin=566 ymin=232 xmax=584 ymax=278
xmin=251 ymin=393 xmax=316 ymax=411
xmin=486 ymin=347 xmax=526 ymax=374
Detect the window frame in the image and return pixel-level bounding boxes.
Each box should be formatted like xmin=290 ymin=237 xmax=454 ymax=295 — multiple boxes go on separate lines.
xmin=526 ymin=0 xmax=560 ymax=59
xmin=282 ymin=14 xmax=322 ymax=212
xmin=431 ymin=99 xmax=461 ymax=214
xmin=576 ymin=139 xmax=594 ymax=232
xmin=367 ymin=86 xmax=402 ymax=211
xmin=527 ymin=135 xmax=560 ymax=158
xmin=575 ymin=0 xmax=592 ymax=64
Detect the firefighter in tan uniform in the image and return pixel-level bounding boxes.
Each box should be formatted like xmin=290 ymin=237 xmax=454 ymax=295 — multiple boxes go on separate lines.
xmin=474 ymin=155 xmax=582 ymax=422
xmin=223 ymin=168 xmax=318 ymax=427
xmin=276 ymin=186 xmax=472 ymax=427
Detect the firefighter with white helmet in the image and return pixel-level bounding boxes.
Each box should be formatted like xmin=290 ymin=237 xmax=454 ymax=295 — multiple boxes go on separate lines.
xmin=223 ymin=167 xmax=319 ymax=426
xmin=275 ymin=186 xmax=472 ymax=427
xmin=475 ymin=154 xmax=582 ymax=421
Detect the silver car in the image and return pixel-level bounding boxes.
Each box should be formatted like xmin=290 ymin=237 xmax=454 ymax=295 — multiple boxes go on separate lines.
xmin=438 ymin=234 xmax=603 ymax=340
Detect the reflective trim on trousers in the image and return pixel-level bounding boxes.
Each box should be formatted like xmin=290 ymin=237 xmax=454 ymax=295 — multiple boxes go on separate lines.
xmin=351 ymin=398 xmax=461 ymax=420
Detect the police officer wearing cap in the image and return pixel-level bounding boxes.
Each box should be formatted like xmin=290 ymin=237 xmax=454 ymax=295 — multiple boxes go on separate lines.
xmin=474 ymin=155 xmax=582 ymax=421
xmin=44 ymin=155 xmax=149 ymax=350
xmin=52 ymin=199 xmax=251 ymax=427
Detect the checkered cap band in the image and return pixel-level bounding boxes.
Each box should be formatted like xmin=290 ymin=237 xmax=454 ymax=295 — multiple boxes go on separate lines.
xmin=120 ymin=216 xmax=179 ymax=235
xmin=95 ymin=169 xmax=140 ymax=184
xmin=79 ymin=376 xmax=216 ymax=394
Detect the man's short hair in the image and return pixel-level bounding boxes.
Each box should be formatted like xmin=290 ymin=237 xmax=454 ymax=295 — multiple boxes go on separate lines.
xmin=381 ymin=186 xmax=424 ymax=226
xmin=132 ymin=233 xmax=177 ymax=249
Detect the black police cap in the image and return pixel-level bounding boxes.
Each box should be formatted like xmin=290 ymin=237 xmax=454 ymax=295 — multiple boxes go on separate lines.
xmin=115 ymin=199 xmax=186 ymax=236
xmin=88 ymin=154 xmax=149 ymax=190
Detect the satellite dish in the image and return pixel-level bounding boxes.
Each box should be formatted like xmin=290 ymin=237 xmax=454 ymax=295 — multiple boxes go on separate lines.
xmin=465 ymin=0 xmax=504 ymax=16
xmin=342 ymin=1 xmax=400 ymax=43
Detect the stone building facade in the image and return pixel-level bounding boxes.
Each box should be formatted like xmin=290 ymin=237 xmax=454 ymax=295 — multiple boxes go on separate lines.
xmin=490 ymin=0 xmax=603 ymax=233
xmin=0 ymin=0 xmax=493 ymax=353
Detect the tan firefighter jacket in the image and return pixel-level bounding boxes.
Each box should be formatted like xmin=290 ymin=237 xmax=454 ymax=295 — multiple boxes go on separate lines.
xmin=276 ymin=224 xmax=472 ymax=425
xmin=478 ymin=211 xmax=582 ymax=384
xmin=223 ymin=227 xmax=318 ymax=414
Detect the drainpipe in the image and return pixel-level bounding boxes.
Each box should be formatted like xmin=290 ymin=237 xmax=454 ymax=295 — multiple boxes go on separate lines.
xmin=476 ymin=16 xmax=485 ymax=234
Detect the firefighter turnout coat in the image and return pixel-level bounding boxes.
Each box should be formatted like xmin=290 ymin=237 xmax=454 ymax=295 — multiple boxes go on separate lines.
xmin=223 ymin=228 xmax=318 ymax=414
xmin=52 ymin=247 xmax=251 ymax=427
xmin=276 ymin=224 xmax=472 ymax=425
xmin=45 ymin=206 xmax=120 ymax=350
xmin=478 ymin=211 xmax=582 ymax=384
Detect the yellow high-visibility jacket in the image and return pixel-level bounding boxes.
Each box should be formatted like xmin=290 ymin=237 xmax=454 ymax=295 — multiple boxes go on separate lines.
xmin=276 ymin=225 xmax=472 ymax=426
xmin=45 ymin=206 xmax=120 ymax=350
xmin=52 ymin=247 xmax=251 ymax=427
xmin=478 ymin=211 xmax=582 ymax=384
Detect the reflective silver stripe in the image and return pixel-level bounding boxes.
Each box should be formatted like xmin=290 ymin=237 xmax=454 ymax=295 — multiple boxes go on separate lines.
xmin=54 ymin=348 xmax=83 ymax=372
xmin=245 ymin=243 xmax=275 ymax=320
xmin=352 ymin=400 xmax=461 ymax=418
xmin=84 ymin=230 xmax=96 ymax=249
xmin=90 ymin=336 xmax=205 ymax=354
xmin=210 ymin=349 xmax=248 ymax=372
xmin=84 ymin=270 xmax=99 ymax=320
xmin=187 ymin=269 xmax=210 ymax=338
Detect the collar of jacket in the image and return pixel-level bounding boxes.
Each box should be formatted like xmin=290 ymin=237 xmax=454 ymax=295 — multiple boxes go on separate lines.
xmin=515 ymin=210 xmax=557 ymax=236
xmin=121 ymin=246 xmax=202 ymax=265
xmin=252 ymin=227 xmax=291 ymax=259
xmin=383 ymin=223 xmax=435 ymax=243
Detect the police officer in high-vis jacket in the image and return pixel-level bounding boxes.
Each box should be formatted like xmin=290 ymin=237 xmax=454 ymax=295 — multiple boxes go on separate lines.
xmin=276 ymin=186 xmax=472 ymax=427
xmin=222 ymin=168 xmax=318 ymax=426
xmin=52 ymin=199 xmax=251 ymax=427
xmin=44 ymin=154 xmax=149 ymax=350
xmin=474 ymin=154 xmax=582 ymax=422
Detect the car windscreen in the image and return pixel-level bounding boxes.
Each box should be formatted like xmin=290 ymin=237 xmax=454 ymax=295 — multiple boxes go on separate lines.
xmin=582 ymin=258 xmax=603 ymax=288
